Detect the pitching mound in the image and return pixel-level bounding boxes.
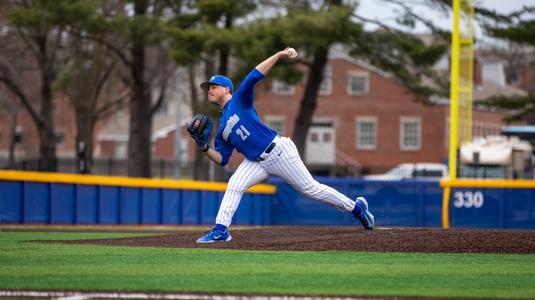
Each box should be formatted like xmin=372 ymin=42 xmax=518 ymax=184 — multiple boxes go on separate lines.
xmin=46 ymin=226 xmax=535 ymax=254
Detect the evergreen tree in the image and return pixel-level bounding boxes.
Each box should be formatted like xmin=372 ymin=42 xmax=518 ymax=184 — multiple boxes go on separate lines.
xmin=235 ymin=0 xmax=448 ymax=155
xmin=166 ymin=0 xmax=256 ymax=179
xmin=481 ymin=7 xmax=535 ymax=124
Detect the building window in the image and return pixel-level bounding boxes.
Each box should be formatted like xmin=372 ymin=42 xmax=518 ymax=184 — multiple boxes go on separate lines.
xmin=0 ymin=26 xmax=8 ymax=37
xmin=472 ymin=121 xmax=502 ymax=138
xmin=55 ymin=131 xmax=65 ymax=145
xmin=347 ymin=72 xmax=369 ymax=96
xmin=273 ymin=80 xmax=295 ymax=95
xmin=319 ymin=64 xmax=332 ymax=96
xmin=356 ymin=117 xmax=377 ymax=150
xmin=323 ymin=132 xmax=332 ymax=142
xmin=266 ymin=116 xmax=286 ymax=136
xmin=14 ymin=126 xmax=23 ymax=144
xmin=400 ymin=117 xmax=421 ymax=151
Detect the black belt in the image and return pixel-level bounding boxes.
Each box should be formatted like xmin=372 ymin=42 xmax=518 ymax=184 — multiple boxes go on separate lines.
xmin=256 ymin=142 xmax=276 ymax=162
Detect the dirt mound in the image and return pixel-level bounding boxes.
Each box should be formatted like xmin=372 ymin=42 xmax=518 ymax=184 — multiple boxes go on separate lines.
xmin=44 ymin=226 xmax=535 ymax=254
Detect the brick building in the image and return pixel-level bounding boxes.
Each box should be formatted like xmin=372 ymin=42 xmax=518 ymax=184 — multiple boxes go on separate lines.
xmin=246 ymin=49 xmax=525 ymax=174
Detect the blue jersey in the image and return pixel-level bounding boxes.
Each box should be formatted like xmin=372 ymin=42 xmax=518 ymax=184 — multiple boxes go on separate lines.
xmin=214 ymin=68 xmax=277 ymax=166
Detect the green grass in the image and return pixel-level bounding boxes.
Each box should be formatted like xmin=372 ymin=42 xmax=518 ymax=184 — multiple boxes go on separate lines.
xmin=1 ymin=232 xmax=535 ymax=299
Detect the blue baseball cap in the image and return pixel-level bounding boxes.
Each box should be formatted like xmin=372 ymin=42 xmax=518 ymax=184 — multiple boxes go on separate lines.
xmin=200 ymin=75 xmax=234 ymax=92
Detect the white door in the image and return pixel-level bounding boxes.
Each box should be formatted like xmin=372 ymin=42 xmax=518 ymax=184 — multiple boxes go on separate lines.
xmin=305 ymin=120 xmax=335 ymax=164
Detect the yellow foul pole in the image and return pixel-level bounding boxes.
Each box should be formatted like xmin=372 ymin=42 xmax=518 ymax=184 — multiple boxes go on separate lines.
xmin=444 ymin=0 xmax=462 ymax=229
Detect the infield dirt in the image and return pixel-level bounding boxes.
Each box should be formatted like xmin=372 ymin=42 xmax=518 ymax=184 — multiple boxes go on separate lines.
xmin=41 ymin=226 xmax=535 ymax=254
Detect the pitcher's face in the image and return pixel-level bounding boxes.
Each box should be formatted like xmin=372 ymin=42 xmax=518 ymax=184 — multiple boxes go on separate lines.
xmin=207 ymin=85 xmax=229 ymax=105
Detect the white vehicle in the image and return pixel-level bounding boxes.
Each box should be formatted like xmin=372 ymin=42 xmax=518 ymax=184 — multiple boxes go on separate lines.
xmin=459 ymin=135 xmax=533 ymax=179
xmin=364 ymin=163 xmax=448 ymax=180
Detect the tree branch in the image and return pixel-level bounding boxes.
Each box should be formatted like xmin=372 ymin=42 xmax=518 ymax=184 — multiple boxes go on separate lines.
xmin=0 ymin=73 xmax=44 ymax=127
xmin=91 ymin=58 xmax=118 ymax=111
xmin=384 ymin=0 xmax=450 ymax=39
xmin=70 ymin=30 xmax=134 ymax=70
xmin=352 ymin=13 xmax=397 ymax=34
xmin=151 ymin=78 xmax=168 ymax=115
xmin=46 ymin=27 xmax=65 ymax=76
xmin=93 ymin=90 xmax=131 ymax=120
xmin=14 ymin=27 xmax=39 ymax=60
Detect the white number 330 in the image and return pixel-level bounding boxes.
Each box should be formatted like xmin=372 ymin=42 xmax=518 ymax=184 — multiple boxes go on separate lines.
xmin=453 ymin=191 xmax=484 ymax=208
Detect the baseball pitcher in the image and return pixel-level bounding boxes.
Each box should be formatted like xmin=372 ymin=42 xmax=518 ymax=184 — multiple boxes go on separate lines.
xmin=187 ymin=47 xmax=374 ymax=243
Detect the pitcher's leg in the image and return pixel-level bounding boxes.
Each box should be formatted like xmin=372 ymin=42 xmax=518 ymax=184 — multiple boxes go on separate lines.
xmin=267 ymin=138 xmax=355 ymax=212
xmin=215 ymin=159 xmax=269 ymax=227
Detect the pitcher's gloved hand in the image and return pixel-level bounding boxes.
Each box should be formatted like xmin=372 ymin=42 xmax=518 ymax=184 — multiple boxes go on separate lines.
xmin=186 ymin=114 xmax=213 ymax=151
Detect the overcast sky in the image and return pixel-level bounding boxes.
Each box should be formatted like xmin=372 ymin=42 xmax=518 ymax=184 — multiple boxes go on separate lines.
xmin=358 ymin=0 xmax=534 ymax=40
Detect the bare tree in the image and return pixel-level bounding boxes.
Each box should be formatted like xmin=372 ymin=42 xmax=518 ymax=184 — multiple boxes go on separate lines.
xmin=0 ymin=0 xmax=91 ymax=171
xmin=0 ymin=87 xmax=18 ymax=165
xmin=54 ymin=34 xmax=124 ymax=174
xmin=76 ymin=0 xmax=178 ymax=178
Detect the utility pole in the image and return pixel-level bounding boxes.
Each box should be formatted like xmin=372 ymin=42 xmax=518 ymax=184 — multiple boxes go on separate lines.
xmin=174 ymin=71 xmax=182 ymax=179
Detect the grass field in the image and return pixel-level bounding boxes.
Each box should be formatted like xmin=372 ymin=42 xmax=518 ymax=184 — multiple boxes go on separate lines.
xmin=1 ymin=231 xmax=535 ymax=299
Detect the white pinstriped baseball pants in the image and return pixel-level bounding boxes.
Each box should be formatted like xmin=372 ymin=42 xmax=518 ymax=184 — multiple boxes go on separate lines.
xmin=215 ymin=136 xmax=357 ymax=227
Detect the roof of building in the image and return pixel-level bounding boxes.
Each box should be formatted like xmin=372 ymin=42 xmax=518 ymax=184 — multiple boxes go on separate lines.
xmin=502 ymin=125 xmax=535 ymax=134
xmin=473 ymin=80 xmax=528 ymax=101
xmin=329 ymin=45 xmax=393 ymax=79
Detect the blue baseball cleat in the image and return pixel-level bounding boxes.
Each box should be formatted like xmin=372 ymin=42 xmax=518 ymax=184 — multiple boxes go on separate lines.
xmin=352 ymin=197 xmax=374 ymax=230
xmin=196 ymin=227 xmax=232 ymax=243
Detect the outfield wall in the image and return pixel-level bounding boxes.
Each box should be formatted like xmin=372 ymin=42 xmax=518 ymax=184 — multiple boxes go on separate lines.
xmin=272 ymin=177 xmax=535 ymax=229
xmin=270 ymin=178 xmax=444 ymax=227
xmin=0 ymin=171 xmax=273 ymax=226
xmin=0 ymin=171 xmax=534 ymax=229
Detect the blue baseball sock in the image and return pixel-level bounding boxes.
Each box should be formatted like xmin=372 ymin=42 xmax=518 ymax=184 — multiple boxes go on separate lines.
xmin=214 ymin=224 xmax=228 ymax=232
xmin=352 ymin=203 xmax=363 ymax=215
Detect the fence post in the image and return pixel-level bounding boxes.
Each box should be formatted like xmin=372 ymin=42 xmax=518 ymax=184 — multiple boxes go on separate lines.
xmin=107 ymin=159 xmax=113 ymax=176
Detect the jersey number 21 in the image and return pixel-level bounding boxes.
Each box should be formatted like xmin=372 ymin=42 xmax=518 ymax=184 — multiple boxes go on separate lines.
xmin=236 ymin=125 xmax=250 ymax=141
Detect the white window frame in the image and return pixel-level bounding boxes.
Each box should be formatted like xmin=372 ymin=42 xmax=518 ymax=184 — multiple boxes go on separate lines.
xmin=400 ymin=116 xmax=421 ymax=151
xmin=115 ymin=142 xmax=128 ymax=159
xmin=356 ymin=116 xmax=377 ymax=150
xmin=265 ymin=115 xmax=286 ymax=136
xmin=319 ymin=64 xmax=332 ymax=96
xmin=347 ymin=71 xmax=369 ymax=96
xmin=273 ymin=80 xmax=295 ymax=95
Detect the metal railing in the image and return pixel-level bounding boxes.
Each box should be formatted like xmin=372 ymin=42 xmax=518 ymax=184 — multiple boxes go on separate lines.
xmin=0 ymin=158 xmax=197 ymax=179
xmin=2 ymin=158 xmax=533 ymax=180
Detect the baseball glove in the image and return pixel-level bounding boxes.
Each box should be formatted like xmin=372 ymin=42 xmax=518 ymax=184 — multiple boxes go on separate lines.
xmin=186 ymin=114 xmax=213 ymax=149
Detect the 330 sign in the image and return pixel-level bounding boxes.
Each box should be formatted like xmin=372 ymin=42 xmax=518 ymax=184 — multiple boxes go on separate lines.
xmin=453 ymin=191 xmax=484 ymax=208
